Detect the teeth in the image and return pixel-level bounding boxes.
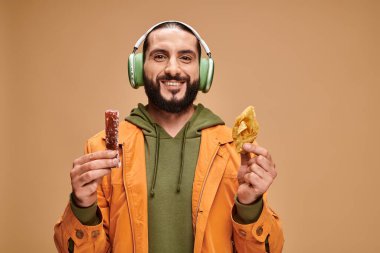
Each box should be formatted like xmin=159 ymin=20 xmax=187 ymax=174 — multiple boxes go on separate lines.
xmin=163 ymin=81 xmax=181 ymax=86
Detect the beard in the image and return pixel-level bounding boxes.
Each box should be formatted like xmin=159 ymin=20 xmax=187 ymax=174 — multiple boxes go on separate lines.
xmin=143 ymin=73 xmax=199 ymax=113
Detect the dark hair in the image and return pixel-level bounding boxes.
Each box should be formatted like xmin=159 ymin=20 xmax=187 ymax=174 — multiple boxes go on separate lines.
xmin=142 ymin=22 xmax=202 ymax=63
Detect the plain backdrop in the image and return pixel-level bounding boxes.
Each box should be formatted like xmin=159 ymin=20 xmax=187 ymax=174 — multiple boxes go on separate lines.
xmin=1 ymin=0 xmax=380 ymax=252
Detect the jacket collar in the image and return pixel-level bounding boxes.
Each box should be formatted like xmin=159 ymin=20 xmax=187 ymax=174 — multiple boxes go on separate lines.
xmin=201 ymin=124 xmax=234 ymax=145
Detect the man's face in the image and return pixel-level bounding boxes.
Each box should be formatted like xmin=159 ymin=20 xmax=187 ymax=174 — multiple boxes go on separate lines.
xmin=143 ymin=28 xmax=200 ymax=113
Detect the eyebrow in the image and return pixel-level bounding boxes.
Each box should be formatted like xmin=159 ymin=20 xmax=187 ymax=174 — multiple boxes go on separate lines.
xmin=149 ymin=49 xmax=167 ymax=56
xmin=177 ymin=50 xmax=196 ymax=56
xmin=148 ymin=49 xmax=197 ymax=57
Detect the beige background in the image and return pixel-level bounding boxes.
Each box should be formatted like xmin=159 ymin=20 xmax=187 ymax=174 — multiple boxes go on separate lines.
xmin=1 ymin=0 xmax=380 ymax=252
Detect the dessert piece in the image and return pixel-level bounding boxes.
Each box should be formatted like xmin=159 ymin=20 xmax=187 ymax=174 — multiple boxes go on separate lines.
xmin=232 ymin=106 xmax=259 ymax=153
xmin=105 ymin=110 xmax=119 ymax=150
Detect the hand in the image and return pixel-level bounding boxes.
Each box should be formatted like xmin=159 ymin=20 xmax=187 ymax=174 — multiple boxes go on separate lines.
xmin=237 ymin=143 xmax=277 ymax=204
xmin=70 ymin=150 xmax=119 ymax=207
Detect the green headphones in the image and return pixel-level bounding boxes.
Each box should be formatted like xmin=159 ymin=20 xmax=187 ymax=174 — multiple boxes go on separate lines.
xmin=128 ymin=20 xmax=214 ymax=93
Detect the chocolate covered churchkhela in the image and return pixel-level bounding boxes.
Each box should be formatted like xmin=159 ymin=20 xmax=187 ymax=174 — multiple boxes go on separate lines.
xmin=105 ymin=110 xmax=119 ymax=150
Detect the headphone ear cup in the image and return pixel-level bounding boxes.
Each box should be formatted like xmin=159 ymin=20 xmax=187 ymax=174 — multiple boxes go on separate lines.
xmin=134 ymin=53 xmax=144 ymax=87
xmin=199 ymin=58 xmax=208 ymax=92
xmin=128 ymin=53 xmax=144 ymax=88
xmin=128 ymin=53 xmax=136 ymax=88
xmin=199 ymin=58 xmax=214 ymax=93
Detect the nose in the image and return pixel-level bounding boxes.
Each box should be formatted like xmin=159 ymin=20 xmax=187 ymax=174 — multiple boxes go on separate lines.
xmin=164 ymin=57 xmax=181 ymax=77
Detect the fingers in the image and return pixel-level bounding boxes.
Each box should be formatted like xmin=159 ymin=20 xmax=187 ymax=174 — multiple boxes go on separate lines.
xmin=72 ymin=168 xmax=112 ymax=207
xmin=71 ymin=151 xmax=118 ymax=196
xmin=73 ymin=150 xmax=118 ymax=167
xmin=238 ymin=144 xmax=278 ymax=204
xmin=244 ymin=171 xmax=261 ymax=185
xmin=81 ymin=158 xmax=119 ymax=173
xmin=243 ymin=169 xmax=273 ymax=194
xmin=71 ymin=158 xmax=115 ymax=187
xmin=249 ymin=163 xmax=265 ymax=179
xmin=71 ymin=150 xmax=118 ymax=208
xmin=243 ymin=143 xmax=277 ymax=176
xmin=243 ymin=161 xmax=276 ymax=187
xmin=75 ymin=168 xmax=112 ymax=187
xmin=242 ymin=143 xmax=272 ymax=161
xmin=250 ymin=155 xmax=277 ymax=178
xmin=71 ymin=156 xmax=119 ymax=179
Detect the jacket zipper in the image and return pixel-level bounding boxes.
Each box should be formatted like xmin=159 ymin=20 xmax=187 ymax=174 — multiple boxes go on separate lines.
xmin=122 ymin=142 xmax=136 ymax=253
xmin=193 ymin=142 xmax=220 ymax=235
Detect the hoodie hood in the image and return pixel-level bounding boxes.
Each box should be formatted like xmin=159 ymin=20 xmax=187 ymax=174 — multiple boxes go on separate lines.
xmin=126 ymin=103 xmax=224 ymax=138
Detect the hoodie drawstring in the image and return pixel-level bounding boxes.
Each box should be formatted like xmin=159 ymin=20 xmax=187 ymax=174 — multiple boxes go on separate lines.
xmin=150 ymin=124 xmax=160 ymax=197
xmin=150 ymin=122 xmax=190 ymax=197
xmin=177 ymin=122 xmax=190 ymax=193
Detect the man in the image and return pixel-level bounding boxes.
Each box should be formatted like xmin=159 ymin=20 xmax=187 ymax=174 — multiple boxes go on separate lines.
xmin=54 ymin=21 xmax=284 ymax=253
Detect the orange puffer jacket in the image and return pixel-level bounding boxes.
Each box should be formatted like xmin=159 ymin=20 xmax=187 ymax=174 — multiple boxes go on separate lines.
xmin=54 ymin=121 xmax=284 ymax=253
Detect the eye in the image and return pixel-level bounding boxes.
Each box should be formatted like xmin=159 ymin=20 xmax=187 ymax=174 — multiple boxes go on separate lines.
xmin=180 ymin=55 xmax=192 ymax=63
xmin=153 ymin=54 xmax=167 ymax=62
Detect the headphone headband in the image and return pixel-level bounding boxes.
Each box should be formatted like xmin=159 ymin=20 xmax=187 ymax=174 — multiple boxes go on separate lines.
xmin=132 ymin=20 xmax=212 ymax=58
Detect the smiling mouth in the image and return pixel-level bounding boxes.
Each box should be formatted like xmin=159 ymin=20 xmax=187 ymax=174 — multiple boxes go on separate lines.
xmin=160 ymin=80 xmax=186 ymax=87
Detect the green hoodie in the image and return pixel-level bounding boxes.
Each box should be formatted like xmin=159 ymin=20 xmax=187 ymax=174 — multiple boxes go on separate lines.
xmin=126 ymin=103 xmax=224 ymax=253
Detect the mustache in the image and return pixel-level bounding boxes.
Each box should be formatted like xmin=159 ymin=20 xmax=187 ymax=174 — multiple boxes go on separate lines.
xmin=156 ymin=74 xmax=190 ymax=83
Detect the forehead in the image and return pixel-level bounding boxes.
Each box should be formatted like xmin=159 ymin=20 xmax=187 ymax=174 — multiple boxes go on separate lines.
xmin=146 ymin=28 xmax=198 ymax=53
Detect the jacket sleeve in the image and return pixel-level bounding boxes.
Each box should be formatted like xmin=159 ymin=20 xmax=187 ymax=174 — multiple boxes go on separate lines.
xmin=53 ymin=141 xmax=111 ymax=253
xmin=231 ymin=193 xmax=284 ymax=253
